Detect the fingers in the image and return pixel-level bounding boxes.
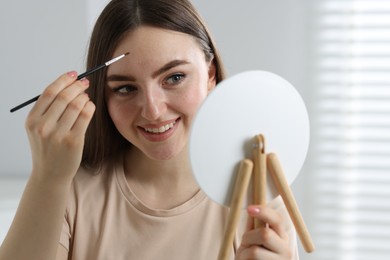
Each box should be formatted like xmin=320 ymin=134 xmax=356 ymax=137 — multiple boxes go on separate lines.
xmin=24 ymin=72 xmax=96 ymax=182
xmin=248 ymin=206 xmax=288 ymax=240
xmin=237 ymin=205 xmax=291 ymax=258
xmin=29 ymin=72 xmax=77 ymax=116
xmin=25 ymin=71 xmax=95 ymax=146
xmin=70 ymin=100 xmax=95 ymax=136
xmin=240 ymin=226 xmax=288 ymax=254
xmin=27 ymin=71 xmax=93 ymax=129
xmin=56 ymin=93 xmax=95 ymax=136
xmin=238 ymin=246 xmax=276 ymax=260
xmin=43 ymin=79 xmax=90 ymax=122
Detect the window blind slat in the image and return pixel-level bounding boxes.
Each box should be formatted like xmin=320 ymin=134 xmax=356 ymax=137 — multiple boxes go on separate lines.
xmin=308 ymin=1 xmax=390 ymax=259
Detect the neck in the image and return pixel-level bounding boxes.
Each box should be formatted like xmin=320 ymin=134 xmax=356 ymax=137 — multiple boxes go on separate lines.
xmin=124 ymin=146 xmax=200 ymax=209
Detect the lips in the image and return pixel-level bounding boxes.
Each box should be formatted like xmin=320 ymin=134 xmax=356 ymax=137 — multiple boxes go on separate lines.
xmin=143 ymin=121 xmax=175 ymax=134
xmin=138 ymin=118 xmax=179 ymax=142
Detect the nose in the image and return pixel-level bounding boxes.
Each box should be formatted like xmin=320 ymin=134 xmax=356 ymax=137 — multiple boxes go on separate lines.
xmin=141 ymin=87 xmax=167 ymax=121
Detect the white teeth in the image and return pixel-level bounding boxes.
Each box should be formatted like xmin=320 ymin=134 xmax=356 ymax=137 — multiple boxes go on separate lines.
xmin=144 ymin=122 xmax=175 ymax=134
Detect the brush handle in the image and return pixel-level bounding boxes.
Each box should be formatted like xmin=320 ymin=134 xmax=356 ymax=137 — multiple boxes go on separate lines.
xmin=10 ymin=95 xmax=40 ymax=112
xmin=77 ymin=64 xmax=105 ymax=80
xmin=218 ymin=159 xmax=253 ymax=260
xmin=10 ymin=52 xmax=130 ymax=113
xmin=267 ymin=153 xmax=315 ymax=253
xmin=9 ymin=66 xmax=107 ymax=113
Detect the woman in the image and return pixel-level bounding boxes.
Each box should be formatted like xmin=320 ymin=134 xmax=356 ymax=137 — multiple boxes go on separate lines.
xmin=0 ymin=0 xmax=297 ymax=259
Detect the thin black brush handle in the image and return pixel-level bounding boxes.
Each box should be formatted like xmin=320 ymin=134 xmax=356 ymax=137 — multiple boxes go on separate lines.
xmin=77 ymin=64 xmax=105 ymax=80
xmin=10 ymin=64 xmax=106 ymax=113
xmin=10 ymin=51 xmax=128 ymax=113
xmin=10 ymin=95 xmax=40 ymax=113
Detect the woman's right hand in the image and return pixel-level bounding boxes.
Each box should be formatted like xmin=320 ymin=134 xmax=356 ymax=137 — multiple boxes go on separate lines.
xmin=25 ymin=71 xmax=95 ymax=183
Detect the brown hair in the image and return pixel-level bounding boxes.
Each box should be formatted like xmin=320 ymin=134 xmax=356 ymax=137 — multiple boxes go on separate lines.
xmin=82 ymin=0 xmax=226 ymax=170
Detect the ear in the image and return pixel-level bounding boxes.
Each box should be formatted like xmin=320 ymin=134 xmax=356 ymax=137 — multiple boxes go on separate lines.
xmin=207 ymin=59 xmax=217 ymax=93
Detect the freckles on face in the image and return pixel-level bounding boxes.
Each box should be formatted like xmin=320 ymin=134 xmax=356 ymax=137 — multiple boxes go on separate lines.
xmin=104 ymin=26 xmax=215 ymax=160
xmin=180 ymin=82 xmax=208 ymax=117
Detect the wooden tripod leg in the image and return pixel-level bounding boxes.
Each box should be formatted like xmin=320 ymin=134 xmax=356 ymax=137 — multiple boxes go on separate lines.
xmin=218 ymin=159 xmax=253 ymax=260
xmin=267 ymin=153 xmax=315 ymax=253
xmin=253 ymin=135 xmax=267 ymax=228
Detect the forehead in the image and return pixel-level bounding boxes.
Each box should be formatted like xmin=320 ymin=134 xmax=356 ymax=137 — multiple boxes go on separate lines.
xmin=112 ymin=25 xmax=202 ymax=60
xmin=107 ymin=25 xmax=206 ymax=77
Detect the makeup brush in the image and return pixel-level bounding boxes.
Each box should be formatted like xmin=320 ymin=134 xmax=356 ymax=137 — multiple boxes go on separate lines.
xmin=10 ymin=52 xmax=130 ymax=113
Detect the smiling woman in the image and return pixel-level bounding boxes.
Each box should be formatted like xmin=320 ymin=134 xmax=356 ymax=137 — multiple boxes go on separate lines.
xmin=0 ymin=0 xmax=298 ymax=260
xmin=104 ymin=26 xmax=216 ymax=161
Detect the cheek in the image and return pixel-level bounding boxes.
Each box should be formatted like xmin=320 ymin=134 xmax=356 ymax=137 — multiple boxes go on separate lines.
xmin=106 ymin=100 xmax=131 ymax=130
xmin=187 ymin=73 xmax=211 ymax=107
xmin=180 ymin=85 xmax=208 ymax=116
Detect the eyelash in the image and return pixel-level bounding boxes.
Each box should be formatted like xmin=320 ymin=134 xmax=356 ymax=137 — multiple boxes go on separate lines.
xmin=112 ymin=85 xmax=137 ymax=95
xmin=111 ymin=73 xmax=186 ymax=95
xmin=164 ymin=73 xmax=186 ymax=86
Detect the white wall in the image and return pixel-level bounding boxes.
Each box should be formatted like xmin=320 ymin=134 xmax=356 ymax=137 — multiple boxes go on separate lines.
xmin=0 ymin=1 xmax=89 ymax=176
xmin=192 ymin=0 xmax=309 ymax=94
xmin=0 ymin=0 xmax=102 ymax=243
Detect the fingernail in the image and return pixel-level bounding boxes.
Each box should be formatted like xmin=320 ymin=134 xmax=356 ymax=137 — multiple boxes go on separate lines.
xmin=81 ymin=79 xmax=89 ymax=86
xmin=67 ymin=71 xmax=77 ymax=78
xmin=248 ymin=206 xmax=261 ymax=215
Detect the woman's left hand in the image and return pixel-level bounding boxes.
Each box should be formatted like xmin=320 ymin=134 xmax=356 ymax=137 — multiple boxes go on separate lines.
xmin=235 ymin=205 xmax=293 ymax=260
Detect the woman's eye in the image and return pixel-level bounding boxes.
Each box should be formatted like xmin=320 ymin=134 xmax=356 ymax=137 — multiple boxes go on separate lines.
xmin=165 ymin=73 xmax=185 ymax=86
xmin=113 ymin=85 xmax=137 ymax=95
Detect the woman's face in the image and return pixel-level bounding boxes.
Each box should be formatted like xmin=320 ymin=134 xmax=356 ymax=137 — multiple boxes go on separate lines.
xmin=105 ymin=25 xmax=216 ymax=161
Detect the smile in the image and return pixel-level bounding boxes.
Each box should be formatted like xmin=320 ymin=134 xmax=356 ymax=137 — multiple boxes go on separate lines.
xmin=143 ymin=122 xmax=176 ymax=134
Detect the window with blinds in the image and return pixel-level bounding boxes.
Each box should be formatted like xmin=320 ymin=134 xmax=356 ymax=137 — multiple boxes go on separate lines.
xmin=307 ymin=0 xmax=390 ymax=259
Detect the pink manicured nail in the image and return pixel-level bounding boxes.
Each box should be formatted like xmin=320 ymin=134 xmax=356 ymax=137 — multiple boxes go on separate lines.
xmin=248 ymin=206 xmax=261 ymax=215
xmin=67 ymin=71 xmax=77 ymax=78
xmin=80 ymin=79 xmax=89 ymax=86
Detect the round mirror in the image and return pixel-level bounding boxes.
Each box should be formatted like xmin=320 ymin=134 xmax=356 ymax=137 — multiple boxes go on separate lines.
xmin=189 ymin=70 xmax=310 ymax=206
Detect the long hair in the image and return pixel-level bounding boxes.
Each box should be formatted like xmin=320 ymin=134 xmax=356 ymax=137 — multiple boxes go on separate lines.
xmin=82 ymin=0 xmax=226 ymax=170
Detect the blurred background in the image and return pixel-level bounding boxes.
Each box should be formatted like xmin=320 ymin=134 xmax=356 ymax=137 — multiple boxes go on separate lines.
xmin=1 ymin=0 xmax=390 ymax=259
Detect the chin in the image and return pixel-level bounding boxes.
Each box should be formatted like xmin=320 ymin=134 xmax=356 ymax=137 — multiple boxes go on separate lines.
xmin=147 ymin=153 xmax=176 ymax=162
xmin=145 ymin=146 xmax=186 ymax=162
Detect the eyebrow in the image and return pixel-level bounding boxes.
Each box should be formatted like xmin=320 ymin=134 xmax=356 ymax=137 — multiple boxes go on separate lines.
xmin=106 ymin=59 xmax=190 ymax=82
